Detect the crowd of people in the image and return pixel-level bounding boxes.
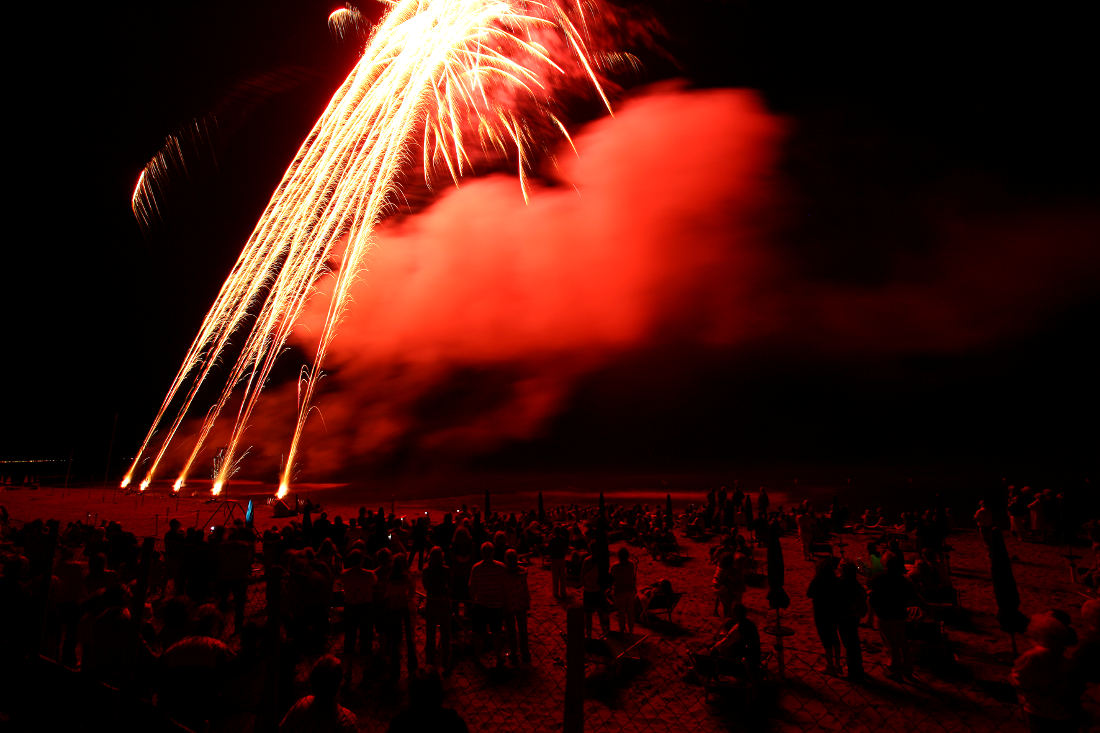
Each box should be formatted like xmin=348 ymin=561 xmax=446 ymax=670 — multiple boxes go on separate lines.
xmin=0 ymin=497 xmax=684 ymax=731
xmin=1 ymin=477 xmax=1098 ymax=732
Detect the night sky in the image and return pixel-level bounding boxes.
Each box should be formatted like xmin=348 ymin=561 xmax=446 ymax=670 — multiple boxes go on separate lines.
xmin=5 ymin=0 xmax=1097 ymax=485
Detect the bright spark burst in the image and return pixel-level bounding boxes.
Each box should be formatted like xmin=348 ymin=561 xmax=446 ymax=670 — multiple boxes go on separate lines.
xmin=132 ymin=117 xmax=218 ymax=232
xmin=123 ymin=0 xmax=616 ymax=497
xmin=328 ymin=7 xmax=366 ymax=42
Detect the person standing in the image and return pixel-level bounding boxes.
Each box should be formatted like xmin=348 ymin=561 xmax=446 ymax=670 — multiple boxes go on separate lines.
xmin=581 ymin=549 xmax=610 ymax=639
xmin=836 ymin=560 xmax=867 ymax=682
xmin=1007 ymin=489 xmax=1029 ymax=540
xmin=797 ymin=511 xmax=816 ymax=561
xmin=610 ymin=548 xmax=638 ymax=634
xmin=974 ymin=500 xmax=994 ymax=546
xmin=869 ymin=551 xmax=921 ymax=680
xmin=340 ymin=549 xmax=377 ymax=662
xmin=503 ymin=549 xmax=531 ymax=666
xmin=421 ymin=547 xmax=453 ymax=671
xmin=468 ymin=541 xmax=508 ymax=667
xmin=712 ymin=552 xmax=745 ymax=618
xmin=807 ymin=558 xmax=843 ymax=675
xmin=383 ymin=554 xmax=417 ymax=679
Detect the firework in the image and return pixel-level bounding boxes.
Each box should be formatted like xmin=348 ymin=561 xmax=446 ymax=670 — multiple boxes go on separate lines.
xmin=124 ymin=0 xmax=617 ymax=497
xmin=328 ymin=7 xmax=366 ymax=42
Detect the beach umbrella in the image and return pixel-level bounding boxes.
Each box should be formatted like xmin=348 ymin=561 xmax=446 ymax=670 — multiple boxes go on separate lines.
xmin=767 ymin=521 xmax=790 ymax=610
xmin=989 ymin=527 xmax=1029 ymax=654
xmin=538 ymin=491 xmax=545 ymax=523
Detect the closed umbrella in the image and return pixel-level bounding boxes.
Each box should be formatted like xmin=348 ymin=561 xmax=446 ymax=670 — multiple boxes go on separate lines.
xmin=765 ymin=519 xmax=792 ymax=676
xmin=989 ymin=527 xmax=1028 ymax=655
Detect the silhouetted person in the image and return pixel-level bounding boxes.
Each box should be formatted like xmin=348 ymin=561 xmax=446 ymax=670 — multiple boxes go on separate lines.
xmin=383 ymin=553 xmax=417 ymax=678
xmin=469 ymin=541 xmax=508 ymax=667
xmin=610 ymin=547 xmax=637 ymax=634
xmin=279 ymin=655 xmax=357 ymax=733
xmin=581 ymin=549 xmax=609 ymax=639
xmin=836 ymin=560 xmax=867 ymax=682
xmin=807 ymin=557 xmax=842 ymax=674
xmin=422 ymin=546 xmax=453 ymax=670
xmin=1013 ymin=611 xmax=1077 ymax=732
xmin=340 ymin=549 xmax=376 ymax=661
xmin=159 ymin=603 xmax=235 ymax=730
xmin=503 ymin=548 xmax=531 ymax=665
xmin=870 ymin=551 xmax=921 ymax=680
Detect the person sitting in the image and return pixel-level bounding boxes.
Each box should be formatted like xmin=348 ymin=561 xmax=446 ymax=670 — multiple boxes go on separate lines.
xmin=713 ymin=552 xmax=745 ymax=618
xmin=690 ymin=604 xmax=761 ymax=684
xmin=639 ymin=578 xmax=675 ymax=614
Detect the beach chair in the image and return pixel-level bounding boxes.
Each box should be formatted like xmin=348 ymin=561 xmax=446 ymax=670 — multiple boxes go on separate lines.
xmin=692 ymin=650 xmax=771 ymax=702
xmin=583 ymin=631 xmax=650 ymax=674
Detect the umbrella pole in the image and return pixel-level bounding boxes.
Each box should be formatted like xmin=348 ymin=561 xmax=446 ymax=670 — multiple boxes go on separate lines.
xmin=776 ymin=607 xmax=785 ymax=679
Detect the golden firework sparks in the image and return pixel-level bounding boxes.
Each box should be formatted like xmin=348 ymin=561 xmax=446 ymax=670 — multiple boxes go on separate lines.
xmin=125 ymin=0 xmax=615 ymax=497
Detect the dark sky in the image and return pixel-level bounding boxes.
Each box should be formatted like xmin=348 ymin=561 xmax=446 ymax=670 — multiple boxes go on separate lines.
xmin=5 ymin=0 xmax=1097 ymax=484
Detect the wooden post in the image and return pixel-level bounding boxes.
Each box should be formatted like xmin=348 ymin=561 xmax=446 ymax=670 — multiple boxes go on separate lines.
xmin=127 ymin=537 xmax=155 ymax=688
xmin=564 ymin=606 xmax=584 ymax=733
xmin=257 ymin=566 xmax=284 ymax=733
xmin=102 ymin=411 xmax=118 ymax=489
xmin=131 ymin=537 xmax=155 ymax=618
xmin=37 ymin=523 xmax=59 ymax=656
xmin=775 ymin=608 xmax=786 ymax=679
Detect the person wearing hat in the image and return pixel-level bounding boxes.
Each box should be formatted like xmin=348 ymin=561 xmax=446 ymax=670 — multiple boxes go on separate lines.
xmin=1012 ymin=610 xmax=1077 ymax=731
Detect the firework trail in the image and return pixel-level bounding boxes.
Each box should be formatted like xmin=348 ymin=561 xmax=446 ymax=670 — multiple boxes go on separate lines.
xmin=124 ymin=0 xmax=620 ymax=496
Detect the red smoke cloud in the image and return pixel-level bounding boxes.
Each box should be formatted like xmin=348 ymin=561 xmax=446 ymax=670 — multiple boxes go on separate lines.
xmin=275 ymin=84 xmax=784 ymax=476
xmin=171 ymin=84 xmax=1099 ymax=481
